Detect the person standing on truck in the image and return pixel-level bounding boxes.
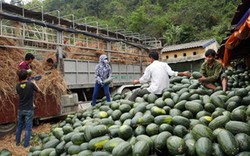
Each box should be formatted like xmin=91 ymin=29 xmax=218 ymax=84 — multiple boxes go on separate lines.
xmin=18 ymin=53 xmax=35 ymax=78
xmin=198 ymin=49 xmax=227 ymax=91
xmin=91 ymin=54 xmax=112 ymax=107
xmin=44 ymin=58 xmax=56 ymax=71
xmin=19 ymin=53 xmax=42 ymax=81
xmin=15 ymin=69 xmax=40 ymax=148
xmin=129 ymin=51 xmax=191 ymax=102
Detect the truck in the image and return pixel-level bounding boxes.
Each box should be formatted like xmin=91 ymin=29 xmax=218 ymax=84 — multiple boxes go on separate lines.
xmin=0 ymin=2 xmax=162 ymax=136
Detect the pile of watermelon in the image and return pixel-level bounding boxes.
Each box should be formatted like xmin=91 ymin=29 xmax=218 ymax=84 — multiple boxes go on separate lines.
xmin=27 ymin=69 xmax=250 ymax=156
xmin=226 ymin=68 xmax=250 ymax=89
xmin=0 ymin=149 xmax=12 ymax=156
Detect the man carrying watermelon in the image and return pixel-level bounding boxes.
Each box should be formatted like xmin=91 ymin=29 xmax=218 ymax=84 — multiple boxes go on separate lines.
xmin=198 ymin=49 xmax=227 ymax=92
xmin=129 ymin=51 xmax=191 ymax=101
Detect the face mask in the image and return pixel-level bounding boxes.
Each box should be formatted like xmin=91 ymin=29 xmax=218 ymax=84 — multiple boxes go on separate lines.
xmin=104 ymin=59 xmax=109 ymax=64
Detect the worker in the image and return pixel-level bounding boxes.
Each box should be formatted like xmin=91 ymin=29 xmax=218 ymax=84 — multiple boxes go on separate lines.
xmin=19 ymin=53 xmax=42 ymax=81
xmin=55 ymin=50 xmax=66 ymax=68
xmin=15 ymin=69 xmax=41 ymax=148
xmin=44 ymin=58 xmax=56 ymax=71
xmin=91 ymin=54 xmax=112 ymax=107
xmin=18 ymin=53 xmax=35 ymax=77
xmin=129 ymin=51 xmax=191 ymax=102
xmin=199 ymin=49 xmax=227 ymax=91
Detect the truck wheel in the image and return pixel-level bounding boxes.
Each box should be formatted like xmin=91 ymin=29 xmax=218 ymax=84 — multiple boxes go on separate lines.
xmin=121 ymin=88 xmax=131 ymax=94
xmin=0 ymin=122 xmax=16 ymax=137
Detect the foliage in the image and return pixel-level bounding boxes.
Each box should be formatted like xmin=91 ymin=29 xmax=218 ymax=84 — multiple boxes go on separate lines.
xmin=24 ymin=0 xmax=241 ymax=45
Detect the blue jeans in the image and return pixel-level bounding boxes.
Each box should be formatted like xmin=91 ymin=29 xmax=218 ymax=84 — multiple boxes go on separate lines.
xmin=92 ymin=82 xmax=111 ymax=106
xmin=16 ymin=110 xmax=34 ymax=147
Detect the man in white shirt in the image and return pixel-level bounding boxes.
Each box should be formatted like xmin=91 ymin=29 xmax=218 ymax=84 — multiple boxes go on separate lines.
xmin=129 ymin=51 xmax=191 ymax=101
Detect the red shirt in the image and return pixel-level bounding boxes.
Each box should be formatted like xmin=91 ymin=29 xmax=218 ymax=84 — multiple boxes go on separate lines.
xmin=18 ymin=61 xmax=30 ymax=70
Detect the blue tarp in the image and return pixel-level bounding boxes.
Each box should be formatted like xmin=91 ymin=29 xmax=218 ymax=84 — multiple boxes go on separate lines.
xmin=235 ymin=8 xmax=250 ymax=30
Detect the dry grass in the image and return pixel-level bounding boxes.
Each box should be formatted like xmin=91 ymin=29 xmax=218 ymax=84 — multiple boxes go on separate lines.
xmin=62 ymin=39 xmax=146 ymax=65
xmin=0 ymin=37 xmax=67 ymax=155
xmin=38 ymin=70 xmax=67 ymax=105
xmin=0 ymin=37 xmax=67 ymax=109
xmin=0 ymin=123 xmax=52 ymax=156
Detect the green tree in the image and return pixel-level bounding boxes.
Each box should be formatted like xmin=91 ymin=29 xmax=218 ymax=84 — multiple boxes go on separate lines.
xmin=25 ymin=0 xmax=43 ymax=10
xmin=163 ymin=24 xmax=182 ymax=45
xmin=25 ymin=0 xmax=241 ymax=44
xmin=128 ymin=3 xmax=167 ymax=37
xmin=85 ymin=0 xmax=107 ymax=18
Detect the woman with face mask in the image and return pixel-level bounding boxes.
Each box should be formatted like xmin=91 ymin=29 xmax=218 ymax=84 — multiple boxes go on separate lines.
xmin=91 ymin=54 xmax=112 ymax=107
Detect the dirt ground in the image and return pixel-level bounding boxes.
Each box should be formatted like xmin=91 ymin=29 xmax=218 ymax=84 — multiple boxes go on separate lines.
xmin=0 ymin=123 xmax=52 ymax=156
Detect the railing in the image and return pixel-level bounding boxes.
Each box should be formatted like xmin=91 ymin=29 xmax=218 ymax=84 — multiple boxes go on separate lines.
xmin=0 ymin=1 xmax=162 ymax=49
xmin=0 ymin=21 xmax=149 ymax=56
xmin=0 ymin=22 xmax=150 ymax=64
xmin=1 ymin=25 xmax=16 ymax=37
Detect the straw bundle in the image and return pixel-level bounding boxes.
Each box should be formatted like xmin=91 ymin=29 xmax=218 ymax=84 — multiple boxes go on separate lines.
xmin=111 ymin=44 xmax=119 ymax=51
xmin=12 ymin=21 xmax=22 ymax=37
xmin=0 ymin=38 xmax=24 ymax=100
xmin=38 ymin=70 xmax=67 ymax=105
xmin=64 ymin=44 xmax=104 ymax=61
xmin=88 ymin=42 xmax=98 ymax=49
xmin=42 ymin=52 xmax=57 ymax=62
xmin=75 ymin=40 xmax=87 ymax=47
xmin=99 ymin=41 xmax=106 ymax=49
xmin=69 ymin=55 xmax=98 ymax=61
xmin=0 ymin=37 xmax=67 ymax=107
xmin=95 ymin=49 xmax=105 ymax=56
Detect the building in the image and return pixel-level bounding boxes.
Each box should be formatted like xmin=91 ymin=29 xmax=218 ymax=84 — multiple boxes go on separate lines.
xmin=161 ymin=39 xmax=219 ymax=72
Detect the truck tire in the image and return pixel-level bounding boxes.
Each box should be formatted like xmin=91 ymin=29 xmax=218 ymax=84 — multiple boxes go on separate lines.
xmin=0 ymin=122 xmax=16 ymax=137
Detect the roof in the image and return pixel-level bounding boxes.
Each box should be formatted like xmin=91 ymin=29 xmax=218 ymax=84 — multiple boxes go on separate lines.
xmin=161 ymin=39 xmax=216 ymax=53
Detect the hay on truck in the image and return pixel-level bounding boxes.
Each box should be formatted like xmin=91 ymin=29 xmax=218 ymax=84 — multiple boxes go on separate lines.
xmin=0 ymin=37 xmax=68 ymax=119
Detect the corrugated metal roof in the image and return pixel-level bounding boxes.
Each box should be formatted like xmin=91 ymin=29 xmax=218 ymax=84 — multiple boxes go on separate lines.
xmin=161 ymin=39 xmax=216 ymax=53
